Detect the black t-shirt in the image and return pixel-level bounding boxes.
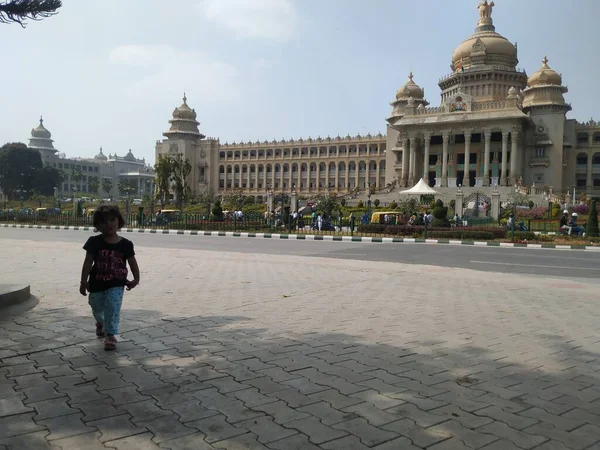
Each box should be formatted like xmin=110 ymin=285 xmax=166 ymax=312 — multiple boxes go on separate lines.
xmin=83 ymin=235 xmax=135 ymax=292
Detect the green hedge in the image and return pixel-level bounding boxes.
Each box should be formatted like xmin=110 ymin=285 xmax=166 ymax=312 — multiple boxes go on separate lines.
xmin=357 ymin=224 xmax=507 ymax=239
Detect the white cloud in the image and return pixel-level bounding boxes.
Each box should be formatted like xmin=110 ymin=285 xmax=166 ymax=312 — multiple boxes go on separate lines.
xmin=201 ymin=0 xmax=297 ymax=42
xmin=109 ymin=45 xmax=239 ymax=104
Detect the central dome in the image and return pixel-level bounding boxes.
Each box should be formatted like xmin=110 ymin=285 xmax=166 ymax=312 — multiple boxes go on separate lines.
xmin=451 ymin=2 xmax=517 ymax=71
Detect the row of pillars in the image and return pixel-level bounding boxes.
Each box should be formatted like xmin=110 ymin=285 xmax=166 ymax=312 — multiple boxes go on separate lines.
xmin=399 ymin=129 xmax=520 ymax=188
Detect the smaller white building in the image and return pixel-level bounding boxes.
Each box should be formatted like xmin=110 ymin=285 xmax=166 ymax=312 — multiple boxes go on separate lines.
xmin=27 ymin=117 xmax=155 ymax=199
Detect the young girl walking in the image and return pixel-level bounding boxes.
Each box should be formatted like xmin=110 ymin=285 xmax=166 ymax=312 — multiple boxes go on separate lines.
xmin=79 ymin=205 xmax=140 ymax=350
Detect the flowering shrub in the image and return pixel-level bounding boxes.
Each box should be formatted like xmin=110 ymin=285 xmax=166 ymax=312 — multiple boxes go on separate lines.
xmin=573 ymin=203 xmax=589 ymax=215
xmin=518 ymin=206 xmax=548 ymax=219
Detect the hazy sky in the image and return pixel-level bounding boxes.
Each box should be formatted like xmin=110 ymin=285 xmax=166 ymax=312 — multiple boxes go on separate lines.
xmin=2 ymin=0 xmax=599 ymax=164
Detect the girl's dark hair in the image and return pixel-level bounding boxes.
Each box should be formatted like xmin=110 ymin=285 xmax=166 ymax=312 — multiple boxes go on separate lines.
xmin=93 ymin=205 xmax=125 ymax=229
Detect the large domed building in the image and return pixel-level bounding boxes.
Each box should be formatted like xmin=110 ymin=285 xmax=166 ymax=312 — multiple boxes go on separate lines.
xmin=154 ymin=1 xmax=599 ymax=208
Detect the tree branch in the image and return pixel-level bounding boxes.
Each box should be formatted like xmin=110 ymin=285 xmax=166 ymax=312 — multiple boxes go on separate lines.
xmin=0 ymin=0 xmax=62 ymax=27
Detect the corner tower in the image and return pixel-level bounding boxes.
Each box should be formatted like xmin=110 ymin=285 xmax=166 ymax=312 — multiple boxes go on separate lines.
xmin=522 ymin=57 xmax=571 ymax=191
xmin=28 ymin=116 xmax=57 ymax=164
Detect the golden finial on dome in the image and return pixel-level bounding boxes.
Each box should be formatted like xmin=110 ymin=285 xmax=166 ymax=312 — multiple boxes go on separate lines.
xmin=408 ymin=72 xmax=414 ymax=81
xmin=542 ymin=55 xmax=549 ymax=66
xmin=183 ymin=91 xmax=187 ymax=105
xmin=39 ymin=115 xmax=43 ymax=125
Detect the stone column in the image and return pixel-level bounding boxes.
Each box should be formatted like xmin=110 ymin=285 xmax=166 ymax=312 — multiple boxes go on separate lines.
xmin=442 ymin=132 xmax=449 ymax=187
xmin=587 ymin=152 xmax=593 ymax=189
xmin=501 ymin=131 xmax=509 ymax=186
xmin=290 ymin=190 xmax=297 ymax=212
xmin=316 ymin=163 xmax=320 ymax=191
xmin=400 ymin=137 xmax=409 ymax=187
xmin=491 ymin=187 xmax=501 ymax=220
xmin=483 ymin=130 xmax=492 ymax=186
xmin=355 ymin=162 xmax=359 ymax=190
xmin=464 ymin=131 xmax=471 ymax=187
xmin=423 ymin=133 xmax=431 ymax=182
xmin=335 ymin=165 xmax=339 ymax=190
xmin=510 ymin=130 xmax=519 ymax=186
xmin=408 ymin=136 xmax=417 ymax=186
xmin=455 ymin=189 xmax=464 ymax=218
xmin=266 ymin=190 xmax=273 ymax=214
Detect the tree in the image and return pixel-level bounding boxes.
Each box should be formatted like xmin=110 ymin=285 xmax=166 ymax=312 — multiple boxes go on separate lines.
xmin=88 ymin=176 xmax=99 ymax=195
xmin=432 ymin=199 xmax=450 ymax=227
xmin=71 ymin=169 xmax=83 ymax=192
xmin=587 ymin=200 xmax=599 ymax=238
xmin=154 ymin=154 xmax=173 ymax=209
xmin=33 ymin=165 xmax=62 ymax=196
xmin=101 ymin=178 xmax=113 ymax=197
xmin=507 ymin=191 xmax=530 ymax=207
xmin=170 ymin=153 xmax=192 ymax=211
xmin=0 ymin=142 xmax=42 ymax=199
xmin=314 ymin=192 xmax=339 ymax=218
xmin=0 ymin=0 xmax=62 ymax=27
xmin=222 ymin=188 xmax=245 ymax=210
xmin=397 ymin=198 xmax=418 ymax=216
xmin=118 ymin=179 xmax=137 ymax=196
xmin=212 ymin=200 xmax=224 ymax=220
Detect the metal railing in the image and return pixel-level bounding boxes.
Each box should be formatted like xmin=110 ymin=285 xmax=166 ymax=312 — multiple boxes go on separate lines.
xmin=0 ymin=212 xmax=366 ymax=236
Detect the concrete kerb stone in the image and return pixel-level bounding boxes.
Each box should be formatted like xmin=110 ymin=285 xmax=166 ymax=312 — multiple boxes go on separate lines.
xmin=2 ymin=223 xmax=600 ymax=251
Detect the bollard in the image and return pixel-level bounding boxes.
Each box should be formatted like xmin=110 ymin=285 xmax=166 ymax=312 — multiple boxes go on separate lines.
xmin=424 ymin=217 xmax=428 ymax=239
xmin=350 ymin=216 xmax=355 ymax=237
xmin=234 ymin=214 xmax=237 ymax=232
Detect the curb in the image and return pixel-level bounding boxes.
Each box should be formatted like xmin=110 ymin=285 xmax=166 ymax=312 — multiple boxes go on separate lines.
xmin=2 ymin=223 xmax=600 ymax=251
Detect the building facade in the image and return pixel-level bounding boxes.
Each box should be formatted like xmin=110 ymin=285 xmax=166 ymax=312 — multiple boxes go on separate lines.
xmin=28 ymin=117 xmax=155 ymax=199
xmin=152 ymin=1 xmax=596 ymax=201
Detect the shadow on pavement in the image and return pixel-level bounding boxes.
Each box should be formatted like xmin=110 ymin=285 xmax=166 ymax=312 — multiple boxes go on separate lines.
xmin=0 ymin=306 xmax=599 ymax=449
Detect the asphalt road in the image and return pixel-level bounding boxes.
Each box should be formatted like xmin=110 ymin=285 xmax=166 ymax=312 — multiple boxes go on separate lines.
xmin=2 ymin=227 xmax=600 ymax=280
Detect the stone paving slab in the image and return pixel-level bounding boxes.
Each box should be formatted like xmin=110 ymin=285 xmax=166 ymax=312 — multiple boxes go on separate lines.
xmin=0 ymin=238 xmax=599 ymax=449
xmin=3 ymin=223 xmax=600 ymax=250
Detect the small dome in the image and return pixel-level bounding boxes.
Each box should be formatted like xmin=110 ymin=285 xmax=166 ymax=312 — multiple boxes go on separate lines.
xmin=528 ymin=56 xmax=562 ymax=87
xmin=95 ymin=146 xmax=107 ymax=161
xmin=124 ymin=149 xmax=136 ymax=162
xmin=31 ymin=116 xmax=51 ymax=139
xmin=173 ymin=93 xmax=197 ymax=121
xmin=396 ymin=73 xmax=425 ymax=100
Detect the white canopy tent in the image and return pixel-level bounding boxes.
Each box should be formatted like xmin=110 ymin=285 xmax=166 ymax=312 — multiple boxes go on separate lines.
xmin=399 ymin=178 xmax=438 ymax=196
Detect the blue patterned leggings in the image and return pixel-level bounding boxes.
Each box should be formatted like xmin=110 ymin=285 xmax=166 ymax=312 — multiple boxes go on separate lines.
xmin=88 ymin=287 xmax=124 ymax=336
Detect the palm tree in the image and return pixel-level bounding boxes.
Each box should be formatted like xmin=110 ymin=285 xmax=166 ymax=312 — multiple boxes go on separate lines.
xmin=101 ymin=178 xmax=113 ymax=198
xmin=71 ymin=169 xmax=83 ymax=193
xmin=88 ymin=176 xmax=100 ymax=196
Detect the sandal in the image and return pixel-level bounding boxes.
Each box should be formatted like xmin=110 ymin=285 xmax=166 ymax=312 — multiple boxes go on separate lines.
xmin=95 ymin=322 xmax=105 ymax=338
xmin=104 ymin=335 xmax=117 ymax=351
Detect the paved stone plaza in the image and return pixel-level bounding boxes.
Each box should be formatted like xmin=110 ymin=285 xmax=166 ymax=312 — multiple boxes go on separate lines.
xmin=1 ymin=236 xmax=600 ymax=449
